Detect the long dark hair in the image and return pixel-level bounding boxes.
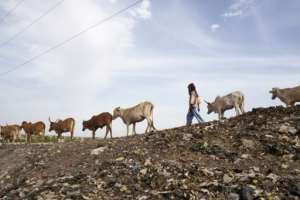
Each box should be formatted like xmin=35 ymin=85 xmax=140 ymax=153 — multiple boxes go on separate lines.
xmin=188 ymin=83 xmax=198 ymax=97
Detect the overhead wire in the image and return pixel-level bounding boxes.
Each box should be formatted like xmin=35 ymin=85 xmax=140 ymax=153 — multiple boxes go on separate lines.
xmin=0 ymin=0 xmax=143 ymax=77
xmin=0 ymin=0 xmax=26 ymax=24
xmin=0 ymin=0 xmax=66 ymax=47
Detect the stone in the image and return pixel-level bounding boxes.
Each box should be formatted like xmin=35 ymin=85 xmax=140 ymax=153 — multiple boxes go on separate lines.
xmin=288 ymin=181 xmax=300 ymax=196
xmin=228 ymin=193 xmax=240 ymax=200
xmin=239 ymin=186 xmax=254 ymax=200
xmin=115 ymin=157 xmax=125 ymax=161
xmin=267 ymin=173 xmax=279 ymax=183
xmin=144 ymin=159 xmax=152 ymax=166
xmin=140 ymin=168 xmax=147 ymax=175
xmin=223 ymin=174 xmax=234 ymax=184
xmin=288 ymin=127 xmax=297 ymax=135
xmin=120 ymin=185 xmax=128 ymax=192
xmin=183 ymin=133 xmax=193 ymax=141
xmin=242 ymin=139 xmax=255 ymax=149
xmin=241 ymin=154 xmax=250 ymax=159
xmin=279 ymin=125 xmax=297 ymax=134
xmin=91 ymin=146 xmax=107 ymax=155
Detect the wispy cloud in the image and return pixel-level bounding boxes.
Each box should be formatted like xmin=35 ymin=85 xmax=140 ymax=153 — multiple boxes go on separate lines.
xmin=0 ymin=0 xmax=152 ymax=136
xmin=129 ymin=0 xmax=151 ymax=20
xmin=222 ymin=0 xmax=256 ymax=18
xmin=211 ymin=24 xmax=220 ymax=32
xmin=0 ymin=0 xmax=299 ymax=137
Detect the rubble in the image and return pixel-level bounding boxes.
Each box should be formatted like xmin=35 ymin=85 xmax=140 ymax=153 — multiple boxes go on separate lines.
xmin=0 ymin=105 xmax=300 ymax=199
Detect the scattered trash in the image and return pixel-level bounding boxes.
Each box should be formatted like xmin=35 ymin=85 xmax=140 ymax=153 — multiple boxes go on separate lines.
xmin=1 ymin=106 xmax=300 ymax=199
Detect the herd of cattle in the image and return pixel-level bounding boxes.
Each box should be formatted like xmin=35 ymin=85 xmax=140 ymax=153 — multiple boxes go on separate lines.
xmin=0 ymin=85 xmax=299 ymax=143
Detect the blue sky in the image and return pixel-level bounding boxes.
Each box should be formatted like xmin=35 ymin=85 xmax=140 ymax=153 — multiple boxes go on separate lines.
xmin=0 ymin=0 xmax=299 ymax=137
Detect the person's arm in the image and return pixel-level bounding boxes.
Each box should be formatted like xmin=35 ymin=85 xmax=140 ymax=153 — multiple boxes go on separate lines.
xmin=197 ymin=97 xmax=201 ymax=111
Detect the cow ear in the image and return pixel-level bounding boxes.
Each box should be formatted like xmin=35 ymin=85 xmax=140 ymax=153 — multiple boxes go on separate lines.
xmin=204 ymin=100 xmax=210 ymax=104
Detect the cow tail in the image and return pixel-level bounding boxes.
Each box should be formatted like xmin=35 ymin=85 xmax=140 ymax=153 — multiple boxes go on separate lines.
xmin=72 ymin=119 xmax=75 ymax=132
xmin=71 ymin=119 xmax=75 ymax=139
xmin=43 ymin=123 xmax=46 ymax=136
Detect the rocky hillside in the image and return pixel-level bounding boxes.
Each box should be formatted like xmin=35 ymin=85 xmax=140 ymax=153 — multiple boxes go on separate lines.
xmin=0 ymin=106 xmax=300 ymax=200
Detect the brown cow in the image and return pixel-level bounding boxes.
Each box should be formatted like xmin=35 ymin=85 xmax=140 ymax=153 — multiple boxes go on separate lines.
xmin=270 ymin=86 xmax=300 ymax=107
xmin=21 ymin=121 xmax=46 ymax=143
xmin=82 ymin=112 xmax=112 ymax=139
xmin=8 ymin=124 xmax=22 ymax=139
xmin=0 ymin=125 xmax=19 ymax=142
xmin=49 ymin=117 xmax=75 ymax=139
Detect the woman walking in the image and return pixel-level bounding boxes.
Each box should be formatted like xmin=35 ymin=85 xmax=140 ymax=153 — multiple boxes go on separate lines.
xmin=186 ymin=83 xmax=204 ymax=125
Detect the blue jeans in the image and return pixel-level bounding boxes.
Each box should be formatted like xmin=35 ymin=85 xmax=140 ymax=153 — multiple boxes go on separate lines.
xmin=186 ymin=108 xmax=204 ymax=125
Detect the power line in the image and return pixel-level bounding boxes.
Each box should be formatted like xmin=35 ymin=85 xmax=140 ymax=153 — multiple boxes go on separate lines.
xmin=0 ymin=0 xmax=143 ymax=77
xmin=0 ymin=0 xmax=26 ymax=24
xmin=0 ymin=0 xmax=65 ymax=48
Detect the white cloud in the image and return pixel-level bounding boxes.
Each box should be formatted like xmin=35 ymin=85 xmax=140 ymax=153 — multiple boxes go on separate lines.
xmin=223 ymin=0 xmax=255 ymax=18
xmin=129 ymin=0 xmax=151 ymax=20
xmin=211 ymin=24 xmax=220 ymax=32
xmin=0 ymin=0 xmax=152 ymax=137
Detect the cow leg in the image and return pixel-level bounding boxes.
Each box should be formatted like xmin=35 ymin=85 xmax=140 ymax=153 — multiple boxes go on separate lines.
xmin=92 ymin=130 xmax=95 ymax=140
xmin=234 ymin=105 xmax=240 ymax=116
xmin=71 ymin=131 xmax=74 ymax=140
xmin=149 ymin=117 xmax=156 ymax=131
xmin=27 ymin=134 xmax=30 ymax=143
xmin=104 ymin=126 xmax=109 ymax=139
xmin=109 ymin=122 xmax=112 ymax=139
xmin=133 ymin=123 xmax=137 ymax=135
xmin=151 ymin=119 xmax=156 ymax=131
xmin=146 ymin=117 xmax=153 ymax=133
xmin=220 ymin=111 xmax=225 ymax=120
xmin=145 ymin=121 xmax=150 ymax=134
xmin=240 ymin=105 xmax=245 ymax=114
xmin=42 ymin=131 xmax=45 ymax=141
xmin=218 ymin=111 xmax=222 ymax=120
xmin=126 ymin=124 xmax=130 ymax=137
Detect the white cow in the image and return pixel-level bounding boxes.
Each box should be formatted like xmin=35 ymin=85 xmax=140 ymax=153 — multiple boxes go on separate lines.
xmin=112 ymin=101 xmax=156 ymax=136
xmin=206 ymin=91 xmax=245 ymax=120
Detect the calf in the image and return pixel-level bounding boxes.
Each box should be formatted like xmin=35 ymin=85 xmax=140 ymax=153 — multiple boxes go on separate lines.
xmin=270 ymin=86 xmax=300 ymax=107
xmin=82 ymin=112 xmax=112 ymax=139
xmin=112 ymin=101 xmax=156 ymax=136
xmin=206 ymin=91 xmax=245 ymax=120
xmin=49 ymin=117 xmax=75 ymax=139
xmin=21 ymin=121 xmax=45 ymax=143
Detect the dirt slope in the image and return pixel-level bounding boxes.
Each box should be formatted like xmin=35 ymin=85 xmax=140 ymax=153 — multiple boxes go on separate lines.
xmin=0 ymin=106 xmax=300 ymax=200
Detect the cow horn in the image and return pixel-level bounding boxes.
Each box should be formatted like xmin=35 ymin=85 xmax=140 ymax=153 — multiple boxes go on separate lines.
xmin=204 ymin=100 xmax=210 ymax=104
xmin=49 ymin=117 xmax=52 ymax=123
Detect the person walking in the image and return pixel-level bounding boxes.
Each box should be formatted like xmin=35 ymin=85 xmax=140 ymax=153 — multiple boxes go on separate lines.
xmin=186 ymin=83 xmax=204 ymax=125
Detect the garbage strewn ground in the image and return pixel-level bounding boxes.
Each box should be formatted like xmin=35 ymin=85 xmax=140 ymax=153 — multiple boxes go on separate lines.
xmin=0 ymin=106 xmax=300 ymax=200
